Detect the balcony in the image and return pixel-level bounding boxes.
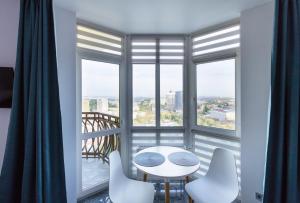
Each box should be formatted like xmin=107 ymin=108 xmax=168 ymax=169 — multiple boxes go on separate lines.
xmin=81 ymin=112 xmax=120 ymax=190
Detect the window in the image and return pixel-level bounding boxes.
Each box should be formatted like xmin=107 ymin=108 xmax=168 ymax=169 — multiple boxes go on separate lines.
xmin=160 ymin=64 xmax=183 ymax=126
xmin=131 ymin=37 xmax=185 ymax=127
xmin=192 ymin=23 xmax=240 ymax=132
xmin=196 ymin=59 xmax=235 ymax=130
xmin=82 ymin=60 xmax=120 ymax=118
xmin=77 ymin=24 xmax=124 ymax=194
xmin=81 ymin=59 xmax=120 ymax=190
xmin=132 ymin=64 xmax=156 ymax=126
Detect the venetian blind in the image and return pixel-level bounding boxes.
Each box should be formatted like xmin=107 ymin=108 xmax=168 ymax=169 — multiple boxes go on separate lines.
xmin=192 ymin=24 xmax=240 ymax=59
xmin=77 ymin=24 xmax=123 ymax=56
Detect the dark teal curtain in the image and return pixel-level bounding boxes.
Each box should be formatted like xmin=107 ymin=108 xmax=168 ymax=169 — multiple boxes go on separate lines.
xmin=0 ymin=0 xmax=67 ymax=202
xmin=264 ymin=0 xmax=300 ymax=203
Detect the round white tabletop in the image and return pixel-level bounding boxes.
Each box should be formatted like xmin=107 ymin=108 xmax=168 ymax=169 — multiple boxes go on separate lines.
xmin=133 ymin=146 xmax=200 ymax=179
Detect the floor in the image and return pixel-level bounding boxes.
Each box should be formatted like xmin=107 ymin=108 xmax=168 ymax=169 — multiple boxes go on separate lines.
xmin=79 ymin=183 xmax=189 ymax=203
xmin=82 ymin=158 xmax=110 ymax=190
xmin=80 ymin=158 xmax=240 ymax=203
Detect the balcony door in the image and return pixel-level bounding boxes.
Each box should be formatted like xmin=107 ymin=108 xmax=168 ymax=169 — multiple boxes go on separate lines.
xmin=78 ymin=58 xmax=121 ymax=195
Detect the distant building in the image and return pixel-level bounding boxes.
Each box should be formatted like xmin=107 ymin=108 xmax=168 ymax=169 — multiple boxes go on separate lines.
xmin=208 ymin=110 xmax=235 ymax=121
xmin=226 ymin=111 xmax=235 ymax=121
xmin=175 ymin=91 xmax=183 ymax=111
xmin=82 ymin=99 xmax=90 ymax=112
xmin=208 ymin=110 xmax=226 ymax=121
xmin=97 ymin=98 xmax=109 ymax=113
xmin=166 ymin=91 xmax=176 ymax=111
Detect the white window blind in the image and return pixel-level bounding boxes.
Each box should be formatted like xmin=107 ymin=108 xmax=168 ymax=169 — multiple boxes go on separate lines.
xmin=192 ymin=24 xmax=240 ymax=58
xmin=77 ymin=24 xmax=123 ymax=56
xmin=159 ymin=39 xmax=184 ymax=64
xmin=131 ymin=39 xmax=157 ymax=64
xmin=194 ymin=134 xmax=241 ymax=190
xmin=131 ymin=37 xmax=184 ymax=64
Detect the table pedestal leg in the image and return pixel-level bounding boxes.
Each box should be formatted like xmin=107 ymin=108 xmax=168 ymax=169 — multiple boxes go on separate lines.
xmin=165 ymin=182 xmax=170 ymax=203
xmin=185 ymin=176 xmax=194 ymax=203
xmin=143 ymin=173 xmax=148 ymax=182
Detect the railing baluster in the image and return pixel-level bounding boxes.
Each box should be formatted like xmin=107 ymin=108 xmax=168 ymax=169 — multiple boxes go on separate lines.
xmin=81 ymin=112 xmax=120 ymax=163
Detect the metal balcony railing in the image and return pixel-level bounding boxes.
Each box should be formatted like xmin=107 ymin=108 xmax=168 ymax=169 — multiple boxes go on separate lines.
xmin=81 ymin=112 xmax=120 ymax=163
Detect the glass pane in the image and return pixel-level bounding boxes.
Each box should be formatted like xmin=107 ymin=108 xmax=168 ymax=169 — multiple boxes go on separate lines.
xmin=196 ymin=59 xmax=235 ymax=130
xmin=82 ymin=60 xmax=120 ymax=133
xmin=81 ymin=59 xmax=119 ymax=191
xmin=132 ymin=64 xmax=156 ymax=126
xmin=160 ymin=64 xmax=183 ymax=126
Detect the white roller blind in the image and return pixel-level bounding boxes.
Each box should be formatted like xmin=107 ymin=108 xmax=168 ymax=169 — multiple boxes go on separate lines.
xmin=77 ymin=24 xmax=123 ymax=56
xmin=131 ymin=37 xmax=184 ymax=64
xmin=131 ymin=38 xmax=157 ymax=64
xmin=159 ymin=39 xmax=184 ymax=64
xmin=192 ymin=25 xmax=240 ymax=58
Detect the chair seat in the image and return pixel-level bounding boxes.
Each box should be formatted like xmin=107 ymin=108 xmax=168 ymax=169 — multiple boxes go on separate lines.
xmin=185 ymin=177 xmax=238 ymax=203
xmin=112 ymin=179 xmax=154 ymax=203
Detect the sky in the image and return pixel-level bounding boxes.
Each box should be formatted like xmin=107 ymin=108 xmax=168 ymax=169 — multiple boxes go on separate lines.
xmin=82 ymin=59 xmax=235 ymax=98
xmin=82 ymin=60 xmax=119 ymax=98
xmin=197 ymin=59 xmax=235 ymax=97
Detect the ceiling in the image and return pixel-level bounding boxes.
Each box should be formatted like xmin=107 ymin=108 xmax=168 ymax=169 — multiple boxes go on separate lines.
xmin=55 ymin=0 xmax=272 ymax=34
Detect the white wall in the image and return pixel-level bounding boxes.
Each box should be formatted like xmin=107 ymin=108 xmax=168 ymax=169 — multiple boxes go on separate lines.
xmin=240 ymin=2 xmax=274 ymax=203
xmin=0 ymin=0 xmax=19 ymax=170
xmin=54 ymin=6 xmax=77 ymax=203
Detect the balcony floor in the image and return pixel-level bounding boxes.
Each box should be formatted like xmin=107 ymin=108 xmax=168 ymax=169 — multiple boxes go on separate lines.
xmin=82 ymin=158 xmax=109 ymax=191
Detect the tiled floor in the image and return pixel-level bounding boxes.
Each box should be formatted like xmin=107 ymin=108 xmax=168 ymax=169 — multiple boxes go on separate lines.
xmin=79 ymin=182 xmax=189 ymax=203
xmin=82 ymin=158 xmax=110 ymax=190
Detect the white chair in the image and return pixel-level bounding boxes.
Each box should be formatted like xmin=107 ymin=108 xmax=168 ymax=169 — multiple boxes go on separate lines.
xmin=109 ymin=151 xmax=155 ymax=203
xmin=185 ymin=148 xmax=239 ymax=203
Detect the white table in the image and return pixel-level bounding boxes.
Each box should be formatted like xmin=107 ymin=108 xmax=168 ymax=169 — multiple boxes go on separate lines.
xmin=133 ymin=146 xmax=200 ymax=203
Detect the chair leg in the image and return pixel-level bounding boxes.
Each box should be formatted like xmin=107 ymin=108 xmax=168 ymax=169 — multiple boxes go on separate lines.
xmin=185 ymin=176 xmax=194 ymax=203
xmin=165 ymin=182 xmax=170 ymax=203
xmin=143 ymin=173 xmax=148 ymax=182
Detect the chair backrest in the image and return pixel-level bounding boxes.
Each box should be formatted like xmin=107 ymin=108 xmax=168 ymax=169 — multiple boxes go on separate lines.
xmin=109 ymin=151 xmax=127 ymax=201
xmin=206 ymin=148 xmax=239 ymax=195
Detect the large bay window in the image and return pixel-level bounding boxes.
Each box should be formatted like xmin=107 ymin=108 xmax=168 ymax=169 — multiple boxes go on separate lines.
xmin=76 ymin=21 xmax=242 ymax=196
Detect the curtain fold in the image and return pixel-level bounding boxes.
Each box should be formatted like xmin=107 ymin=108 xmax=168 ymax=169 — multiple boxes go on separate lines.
xmin=0 ymin=0 xmax=67 ymax=202
xmin=264 ymin=0 xmax=300 ymax=203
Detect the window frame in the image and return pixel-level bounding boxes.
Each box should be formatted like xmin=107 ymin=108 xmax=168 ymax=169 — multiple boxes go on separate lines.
xmin=127 ymin=35 xmax=189 ymax=177
xmin=194 ymin=56 xmax=237 ymax=137
xmin=190 ymin=22 xmax=241 ymax=139
xmin=75 ymin=22 xmax=128 ymax=199
xmin=129 ymin=35 xmax=187 ymax=131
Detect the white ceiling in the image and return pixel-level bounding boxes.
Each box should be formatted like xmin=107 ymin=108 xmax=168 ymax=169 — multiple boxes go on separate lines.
xmin=55 ymin=0 xmax=272 ymax=34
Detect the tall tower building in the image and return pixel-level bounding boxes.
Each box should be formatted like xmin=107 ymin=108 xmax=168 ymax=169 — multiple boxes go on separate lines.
xmin=166 ymin=91 xmax=176 ymax=111
xmin=175 ymin=91 xmax=183 ymax=111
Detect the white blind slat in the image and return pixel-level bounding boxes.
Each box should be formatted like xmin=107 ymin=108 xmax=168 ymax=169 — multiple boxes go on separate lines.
xmin=132 ymin=39 xmax=157 ymax=64
xmin=192 ymin=24 xmax=240 ymax=58
xmin=77 ymin=24 xmax=123 ymax=57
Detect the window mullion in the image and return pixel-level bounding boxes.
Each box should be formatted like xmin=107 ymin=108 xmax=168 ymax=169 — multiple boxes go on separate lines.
xmin=155 ymin=38 xmax=160 ymax=144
